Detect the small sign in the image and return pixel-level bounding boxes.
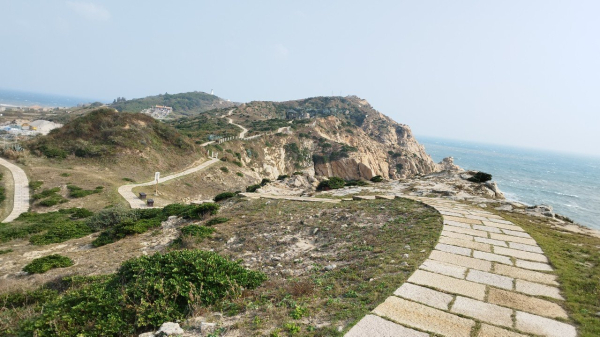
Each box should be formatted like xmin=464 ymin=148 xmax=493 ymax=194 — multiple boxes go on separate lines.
xmin=154 ymin=172 xmax=160 ymax=183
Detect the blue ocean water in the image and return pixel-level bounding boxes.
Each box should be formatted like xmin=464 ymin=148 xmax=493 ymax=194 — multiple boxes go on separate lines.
xmin=0 ymin=89 xmax=98 ymax=108
xmin=417 ymin=136 xmax=600 ymax=230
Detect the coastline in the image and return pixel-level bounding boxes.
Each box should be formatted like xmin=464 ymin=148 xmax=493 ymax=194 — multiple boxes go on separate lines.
xmin=417 ymin=135 xmax=600 ymax=231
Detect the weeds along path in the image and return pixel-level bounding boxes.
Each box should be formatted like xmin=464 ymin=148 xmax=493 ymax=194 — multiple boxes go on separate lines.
xmin=117 ymin=157 xmax=220 ymax=209
xmin=0 ymin=157 xmax=30 ymax=223
xmin=346 ymin=195 xmax=577 ymax=337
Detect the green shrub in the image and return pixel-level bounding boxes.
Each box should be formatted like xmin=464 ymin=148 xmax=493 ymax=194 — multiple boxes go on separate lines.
xmin=260 ymin=178 xmax=271 ymax=186
xmin=214 ymin=192 xmax=235 ymax=202
xmin=246 ymin=184 xmax=261 ymax=193
xmin=32 ymin=187 xmax=60 ymax=200
xmin=85 ymin=207 xmax=139 ymax=231
xmin=232 ymin=160 xmax=243 ymax=167
xmin=29 ymin=180 xmax=43 ymax=190
xmin=29 ymin=222 xmax=93 ymax=245
xmin=370 ymin=175 xmax=383 ymax=182
xmin=316 ymin=177 xmax=346 ymax=191
xmin=38 ymin=195 xmax=68 ymax=207
xmin=0 ymin=288 xmax=58 ymax=308
xmin=0 ymin=248 xmax=13 ymax=255
xmin=122 ymin=177 xmax=135 ymax=182
xmin=467 ymin=171 xmax=492 ymax=183
xmin=396 ymin=163 xmax=404 ymax=172
xmin=345 ymin=179 xmax=369 ymax=187
xmin=277 ymin=175 xmax=289 ymax=180
xmin=236 ymin=172 xmax=243 ymax=177
xmin=67 ymin=184 xmax=103 ymax=198
xmin=1 ymin=210 xmax=90 ymax=244
xmin=181 ymin=225 xmax=215 ymax=238
xmin=293 ymin=172 xmax=303 ymax=176
xmin=206 ymin=217 xmax=229 ymax=226
xmin=59 ymin=173 xmax=70 ymax=177
xmin=162 ymin=203 xmax=220 ymax=220
xmin=23 ymin=254 xmax=74 ymax=274
xmin=39 ymin=146 xmax=68 ymax=159
xmin=220 ymin=166 xmax=229 ymax=173
xmin=70 ymin=208 xmax=94 ymax=219
xmin=21 ymin=251 xmax=267 ymax=336
xmin=92 ymin=218 xmax=162 ymax=247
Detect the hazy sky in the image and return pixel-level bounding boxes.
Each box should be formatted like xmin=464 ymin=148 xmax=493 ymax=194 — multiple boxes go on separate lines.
xmin=2 ymin=1 xmax=599 ymax=156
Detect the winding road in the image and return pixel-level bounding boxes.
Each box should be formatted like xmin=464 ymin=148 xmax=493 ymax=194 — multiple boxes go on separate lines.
xmin=0 ymin=157 xmax=30 ymax=222
xmin=117 ymin=158 xmax=220 ymax=208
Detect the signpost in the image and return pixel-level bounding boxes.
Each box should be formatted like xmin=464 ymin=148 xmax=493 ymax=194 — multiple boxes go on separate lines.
xmin=154 ymin=172 xmax=160 ymax=195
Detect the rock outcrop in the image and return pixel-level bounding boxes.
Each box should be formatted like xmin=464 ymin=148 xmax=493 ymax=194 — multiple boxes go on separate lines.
xmin=230 ymin=96 xmax=440 ymax=181
xmin=438 ymin=157 xmax=462 ymax=171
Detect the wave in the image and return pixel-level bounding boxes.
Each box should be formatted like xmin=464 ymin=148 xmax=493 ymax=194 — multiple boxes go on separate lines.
xmin=549 ymin=191 xmax=579 ymax=198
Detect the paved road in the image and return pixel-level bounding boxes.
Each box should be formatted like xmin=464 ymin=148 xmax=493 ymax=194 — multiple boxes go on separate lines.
xmin=0 ymin=157 xmax=30 ymax=222
xmin=346 ymin=196 xmax=576 ymax=337
xmin=118 ymin=158 xmax=220 ymax=209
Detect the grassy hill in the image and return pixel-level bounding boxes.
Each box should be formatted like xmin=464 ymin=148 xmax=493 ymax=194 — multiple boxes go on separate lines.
xmin=110 ymin=91 xmax=235 ymax=117
xmin=27 ymin=108 xmax=195 ymax=159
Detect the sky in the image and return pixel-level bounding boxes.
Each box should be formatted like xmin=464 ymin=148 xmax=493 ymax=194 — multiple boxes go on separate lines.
xmin=1 ymin=1 xmax=599 ymax=157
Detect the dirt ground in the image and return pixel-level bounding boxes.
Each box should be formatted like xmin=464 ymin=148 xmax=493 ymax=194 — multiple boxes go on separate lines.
xmin=0 ymin=196 xmax=442 ymax=336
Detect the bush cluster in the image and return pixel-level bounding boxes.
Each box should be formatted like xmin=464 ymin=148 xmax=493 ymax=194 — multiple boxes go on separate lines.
xmin=91 ymin=203 xmax=220 ymax=247
xmin=181 ymin=224 xmax=215 ymax=238
xmin=67 ymin=185 xmax=103 ymax=198
xmin=246 ymin=184 xmax=261 ymax=193
xmin=214 ymin=192 xmax=236 ymax=202
xmin=21 ymin=250 xmax=267 ymax=336
xmin=0 ymin=209 xmax=94 ymax=245
xmin=316 ymin=177 xmax=346 ymax=191
xmin=467 ymin=171 xmax=492 ymax=183
xmin=370 ymin=175 xmax=383 ymax=182
xmin=23 ymin=254 xmax=74 ymax=274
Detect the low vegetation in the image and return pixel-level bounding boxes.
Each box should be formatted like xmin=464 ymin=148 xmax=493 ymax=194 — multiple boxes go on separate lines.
xmin=214 ymin=192 xmax=236 ymax=202
xmin=67 ymin=185 xmax=103 ymax=198
xmin=316 ymin=176 xmax=346 ymax=191
xmin=22 ymin=254 xmax=74 ymax=274
xmin=0 ymin=208 xmax=94 ymax=245
xmin=91 ymin=203 xmax=219 ymax=247
xmin=16 ymin=250 xmax=265 ymax=336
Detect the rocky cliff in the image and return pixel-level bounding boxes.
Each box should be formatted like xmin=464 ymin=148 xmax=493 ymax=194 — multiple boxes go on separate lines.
xmin=224 ymin=96 xmax=441 ymax=180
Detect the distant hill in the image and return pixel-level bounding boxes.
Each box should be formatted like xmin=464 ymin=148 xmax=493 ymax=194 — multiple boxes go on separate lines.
xmin=110 ymin=91 xmax=235 ymax=117
xmin=28 ymin=108 xmax=196 ymax=159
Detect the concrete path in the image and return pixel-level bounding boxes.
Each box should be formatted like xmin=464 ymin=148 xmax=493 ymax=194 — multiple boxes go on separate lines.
xmin=118 ymin=158 xmax=220 ymax=208
xmin=0 ymin=157 xmax=30 ymax=223
xmin=346 ymin=196 xmax=577 ymax=337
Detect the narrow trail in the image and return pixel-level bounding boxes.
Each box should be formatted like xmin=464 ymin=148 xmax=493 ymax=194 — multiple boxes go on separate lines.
xmin=0 ymin=157 xmax=30 ymax=223
xmin=117 ymin=158 xmax=219 ymax=209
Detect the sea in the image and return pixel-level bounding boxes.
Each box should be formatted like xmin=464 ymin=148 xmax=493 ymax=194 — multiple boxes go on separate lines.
xmin=417 ymin=136 xmax=600 ymax=231
xmin=0 ymin=89 xmax=98 ymax=108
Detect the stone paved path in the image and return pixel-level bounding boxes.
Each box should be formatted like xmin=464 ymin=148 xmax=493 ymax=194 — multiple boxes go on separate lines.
xmin=0 ymin=157 xmax=30 ymax=223
xmin=118 ymin=158 xmax=220 ymax=208
xmin=346 ymin=196 xmax=577 ymax=337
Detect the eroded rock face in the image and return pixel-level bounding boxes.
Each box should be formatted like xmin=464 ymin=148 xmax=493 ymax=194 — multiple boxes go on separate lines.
xmin=311 ymin=112 xmax=439 ymax=180
xmin=238 ymin=96 xmax=441 ymax=180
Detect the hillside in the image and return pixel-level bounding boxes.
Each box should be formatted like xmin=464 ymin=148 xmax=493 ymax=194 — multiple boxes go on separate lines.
xmin=27 ymin=108 xmax=195 ymax=159
xmin=196 ymin=96 xmax=441 ymax=180
xmin=110 ymin=91 xmax=236 ymax=117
